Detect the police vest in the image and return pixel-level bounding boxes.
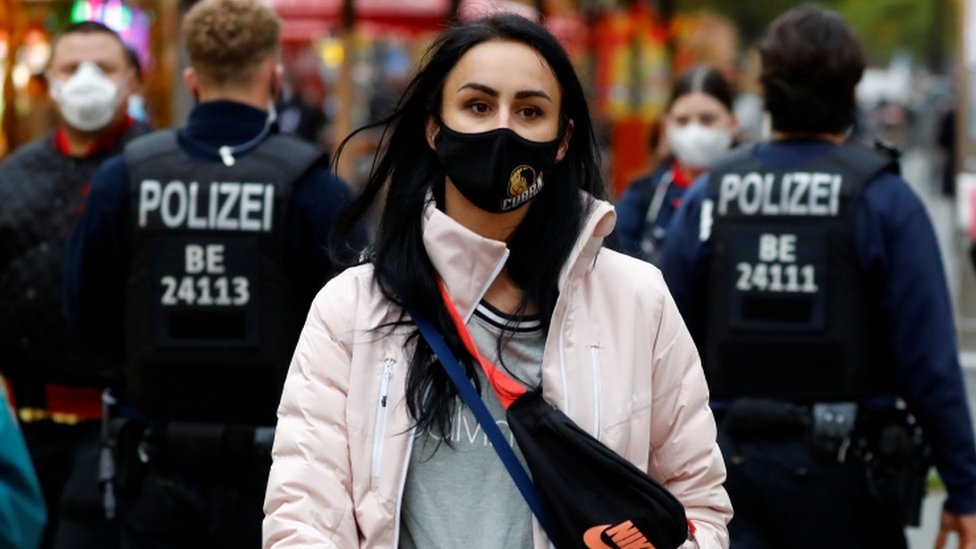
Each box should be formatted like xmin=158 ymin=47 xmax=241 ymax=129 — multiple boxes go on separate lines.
xmin=123 ymin=130 xmax=322 ymax=424
xmin=702 ymin=142 xmax=898 ymax=402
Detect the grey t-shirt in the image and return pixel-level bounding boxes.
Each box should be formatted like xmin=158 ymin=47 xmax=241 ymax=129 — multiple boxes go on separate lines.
xmin=399 ymin=301 xmax=544 ymax=549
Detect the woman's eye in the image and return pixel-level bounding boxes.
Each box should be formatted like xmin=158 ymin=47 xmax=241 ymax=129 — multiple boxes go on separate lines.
xmin=469 ymin=102 xmax=490 ymax=114
xmin=519 ymin=107 xmax=541 ymax=119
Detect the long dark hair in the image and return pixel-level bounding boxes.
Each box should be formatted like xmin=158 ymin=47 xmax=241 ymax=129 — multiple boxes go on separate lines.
xmin=330 ymin=13 xmax=605 ymax=438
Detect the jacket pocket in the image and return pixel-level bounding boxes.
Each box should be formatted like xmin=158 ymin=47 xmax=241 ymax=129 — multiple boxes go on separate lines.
xmin=371 ymin=358 xmax=396 ymax=478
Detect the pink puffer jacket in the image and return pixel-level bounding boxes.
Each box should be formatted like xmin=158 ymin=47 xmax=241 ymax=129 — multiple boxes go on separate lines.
xmin=263 ymin=196 xmax=732 ymax=548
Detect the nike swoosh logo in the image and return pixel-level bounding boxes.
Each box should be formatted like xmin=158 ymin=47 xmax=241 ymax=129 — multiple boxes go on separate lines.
xmin=583 ymin=524 xmax=613 ymax=549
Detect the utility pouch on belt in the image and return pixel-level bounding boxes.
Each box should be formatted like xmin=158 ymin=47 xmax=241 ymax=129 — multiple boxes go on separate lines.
xmin=809 ymin=402 xmax=857 ymax=463
xmin=157 ymin=423 xmax=226 ymax=471
xmin=856 ymin=408 xmax=930 ymax=527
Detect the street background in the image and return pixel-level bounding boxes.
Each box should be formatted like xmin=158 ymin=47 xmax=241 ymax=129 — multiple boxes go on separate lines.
xmin=901 ymin=147 xmax=962 ymax=547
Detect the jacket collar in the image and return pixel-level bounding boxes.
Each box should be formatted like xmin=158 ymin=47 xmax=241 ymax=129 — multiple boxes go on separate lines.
xmin=421 ymin=192 xmax=616 ymax=321
xmin=53 ymin=115 xmax=135 ymax=158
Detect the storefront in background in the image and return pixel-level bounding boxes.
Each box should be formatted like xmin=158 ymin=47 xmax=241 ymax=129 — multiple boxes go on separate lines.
xmin=2 ymin=0 xmax=741 ymax=198
xmin=1 ymin=0 xmax=177 ymax=157
xmin=589 ymin=3 xmax=740 ymax=196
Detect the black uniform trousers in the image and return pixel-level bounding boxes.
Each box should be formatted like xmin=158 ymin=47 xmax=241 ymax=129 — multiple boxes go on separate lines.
xmin=21 ymin=420 xmax=119 ymax=549
xmin=116 ymin=443 xmax=269 ymax=549
xmin=719 ymin=428 xmax=908 ymax=549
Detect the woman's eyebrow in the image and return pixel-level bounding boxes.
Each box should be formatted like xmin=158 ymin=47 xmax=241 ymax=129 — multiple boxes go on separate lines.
xmin=458 ymin=82 xmax=498 ymax=96
xmin=515 ymin=90 xmax=551 ymax=102
xmin=457 ymin=82 xmax=552 ymax=103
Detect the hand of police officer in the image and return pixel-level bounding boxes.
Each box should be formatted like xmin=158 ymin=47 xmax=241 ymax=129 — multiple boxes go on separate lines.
xmin=936 ymin=511 xmax=976 ymax=549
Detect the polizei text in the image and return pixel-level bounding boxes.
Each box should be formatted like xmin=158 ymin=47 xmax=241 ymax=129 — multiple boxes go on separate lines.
xmin=717 ymin=171 xmax=842 ymax=217
xmin=138 ymin=179 xmax=275 ymax=232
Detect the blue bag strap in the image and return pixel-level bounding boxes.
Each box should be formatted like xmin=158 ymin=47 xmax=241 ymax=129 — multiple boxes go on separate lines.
xmin=409 ymin=308 xmax=551 ymax=535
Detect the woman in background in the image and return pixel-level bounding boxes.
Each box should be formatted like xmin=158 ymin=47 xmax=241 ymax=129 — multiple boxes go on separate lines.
xmin=614 ymin=65 xmax=738 ymax=264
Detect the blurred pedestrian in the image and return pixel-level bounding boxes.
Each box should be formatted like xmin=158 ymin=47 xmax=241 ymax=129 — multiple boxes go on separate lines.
xmin=613 ymin=65 xmax=737 ymax=264
xmin=937 ymin=106 xmax=956 ymax=198
xmin=64 ymin=0 xmax=362 ymax=546
xmin=274 ymin=71 xmax=327 ymax=145
xmin=0 ymin=387 xmax=47 ymax=549
xmin=123 ymin=46 xmax=150 ymax=125
xmin=660 ymin=5 xmax=976 ymax=548
xmin=0 ymin=21 xmax=148 ymax=549
xmin=264 ymin=13 xmax=731 ymax=549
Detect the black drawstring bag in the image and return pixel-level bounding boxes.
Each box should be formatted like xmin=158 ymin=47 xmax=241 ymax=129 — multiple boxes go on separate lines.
xmin=409 ymin=286 xmax=689 ymax=549
xmin=505 ymin=389 xmax=690 ymax=549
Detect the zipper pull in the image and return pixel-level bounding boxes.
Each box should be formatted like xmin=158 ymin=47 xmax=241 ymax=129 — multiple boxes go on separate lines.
xmin=380 ymin=360 xmax=395 ymax=407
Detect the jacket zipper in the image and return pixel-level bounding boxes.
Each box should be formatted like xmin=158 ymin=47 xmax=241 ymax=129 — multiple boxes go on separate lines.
xmin=590 ymin=345 xmax=602 ymax=438
xmin=371 ymin=359 xmax=396 ymax=477
xmin=558 ymin=291 xmax=571 ymax=411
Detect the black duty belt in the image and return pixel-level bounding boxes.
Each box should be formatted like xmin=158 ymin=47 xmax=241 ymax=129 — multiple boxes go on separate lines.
xmin=717 ymin=398 xmax=812 ymax=437
xmin=135 ymin=422 xmax=275 ymax=473
xmin=716 ymin=397 xmax=915 ymax=464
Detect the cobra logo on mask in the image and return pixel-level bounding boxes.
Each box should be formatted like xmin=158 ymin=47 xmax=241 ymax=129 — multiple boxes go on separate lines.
xmin=501 ymin=165 xmax=544 ymax=211
xmin=435 ymin=124 xmax=560 ymax=213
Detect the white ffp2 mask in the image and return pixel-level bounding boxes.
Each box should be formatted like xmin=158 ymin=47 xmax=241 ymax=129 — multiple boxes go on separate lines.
xmin=50 ymin=61 xmax=122 ymax=132
xmin=667 ymin=123 xmax=733 ymax=169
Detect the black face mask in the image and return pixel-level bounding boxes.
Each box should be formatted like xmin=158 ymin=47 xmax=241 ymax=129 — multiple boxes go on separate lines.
xmin=434 ymin=123 xmax=562 ymax=213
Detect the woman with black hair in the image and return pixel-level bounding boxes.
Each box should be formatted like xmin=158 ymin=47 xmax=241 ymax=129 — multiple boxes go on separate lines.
xmin=613 ymin=65 xmax=738 ymax=264
xmin=263 ymin=14 xmax=730 ymax=549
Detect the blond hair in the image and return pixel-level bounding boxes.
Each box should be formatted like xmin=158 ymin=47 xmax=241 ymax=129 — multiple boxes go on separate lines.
xmin=182 ymin=0 xmax=281 ymax=85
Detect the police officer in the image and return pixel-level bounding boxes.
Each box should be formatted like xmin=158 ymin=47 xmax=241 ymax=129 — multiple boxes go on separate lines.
xmin=64 ymin=0 xmax=363 ymax=546
xmin=0 ymin=21 xmax=149 ymax=549
xmin=660 ymin=5 xmax=976 ymax=549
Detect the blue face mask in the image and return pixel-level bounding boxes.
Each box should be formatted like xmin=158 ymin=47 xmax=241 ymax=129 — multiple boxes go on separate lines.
xmin=434 ymin=123 xmax=561 ymax=213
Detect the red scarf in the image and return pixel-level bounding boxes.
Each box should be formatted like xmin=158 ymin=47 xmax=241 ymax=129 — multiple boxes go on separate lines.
xmin=53 ymin=115 xmax=135 ymax=158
